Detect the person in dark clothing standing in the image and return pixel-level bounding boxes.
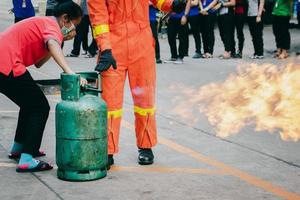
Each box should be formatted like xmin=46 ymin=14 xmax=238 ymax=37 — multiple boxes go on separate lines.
xmin=272 ymin=0 xmax=292 ymax=59
xmin=214 ymin=0 xmax=236 ymax=59
xmin=12 ymin=0 xmax=35 ymax=23
xmin=165 ymin=3 xmax=191 ymax=64
xmin=46 ymin=0 xmax=58 ymax=16
xmin=188 ymin=0 xmax=202 ymax=59
xmin=67 ymin=0 xmax=98 ymax=57
xmin=247 ymin=0 xmax=265 ymax=59
xmin=149 ymin=4 xmax=162 ymax=64
xmin=232 ymin=0 xmax=247 ymax=58
xmin=199 ymin=0 xmax=217 ymax=58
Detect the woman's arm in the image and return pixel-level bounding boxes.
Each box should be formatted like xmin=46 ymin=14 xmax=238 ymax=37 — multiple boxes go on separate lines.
xmin=258 ymin=0 xmax=265 ymax=16
xmin=47 ymin=39 xmax=87 ymax=85
xmin=223 ymin=0 xmax=236 ymax=7
xmin=204 ymin=0 xmax=218 ymax=11
xmin=181 ymin=0 xmax=191 ymax=25
xmin=47 ymin=39 xmax=74 ymax=74
xmin=256 ymin=0 xmax=265 ymax=22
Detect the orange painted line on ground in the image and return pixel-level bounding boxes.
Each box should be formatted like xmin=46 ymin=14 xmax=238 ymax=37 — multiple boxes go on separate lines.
xmin=0 ymin=162 xmax=223 ymax=175
xmin=110 ymin=166 xmax=226 ymax=175
xmin=159 ymin=137 xmax=300 ymax=200
xmin=122 ymin=120 xmax=300 ymax=200
xmin=0 ymin=162 xmax=15 ymax=168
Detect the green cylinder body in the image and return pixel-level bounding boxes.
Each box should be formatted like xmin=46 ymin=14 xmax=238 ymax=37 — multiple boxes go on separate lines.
xmin=56 ymin=72 xmax=107 ymax=181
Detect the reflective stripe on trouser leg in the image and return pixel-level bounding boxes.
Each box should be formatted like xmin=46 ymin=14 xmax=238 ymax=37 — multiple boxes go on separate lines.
xmin=107 ymin=109 xmax=123 ymax=154
xmin=134 ymin=106 xmax=157 ymax=148
xmin=101 ymin=68 xmax=126 ymax=154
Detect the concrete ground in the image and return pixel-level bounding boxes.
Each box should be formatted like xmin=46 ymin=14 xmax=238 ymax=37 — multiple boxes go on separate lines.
xmin=0 ymin=1 xmax=300 ymax=199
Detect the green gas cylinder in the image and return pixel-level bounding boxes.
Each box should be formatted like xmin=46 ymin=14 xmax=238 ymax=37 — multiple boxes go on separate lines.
xmin=56 ymin=72 xmax=107 ymax=181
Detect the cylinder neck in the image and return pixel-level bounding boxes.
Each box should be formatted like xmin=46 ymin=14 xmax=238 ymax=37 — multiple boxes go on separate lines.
xmin=61 ymin=73 xmax=80 ymax=101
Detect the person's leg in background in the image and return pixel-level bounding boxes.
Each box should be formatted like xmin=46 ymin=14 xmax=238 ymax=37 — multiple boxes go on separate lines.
xmin=234 ymin=14 xmax=245 ymax=58
xmin=150 ymin=20 xmax=162 ymax=64
xmin=200 ymin=15 xmax=208 ymax=56
xmin=81 ymin=15 xmax=90 ymax=55
xmin=176 ymin=21 xmax=189 ymax=63
xmin=219 ymin=13 xmax=234 ymax=58
xmin=248 ymin=16 xmax=264 ymax=58
xmin=253 ymin=18 xmax=264 ymax=58
xmin=277 ymin=16 xmax=290 ymax=59
xmin=272 ymin=15 xmax=281 ymax=57
xmin=203 ymin=14 xmax=216 ymax=58
xmin=67 ymin=16 xmax=86 ymax=57
xmin=166 ymin=17 xmax=179 ymax=62
xmin=87 ymin=16 xmax=98 ymax=58
xmin=0 ymin=71 xmax=52 ymax=172
xmin=188 ymin=14 xmax=202 ymax=58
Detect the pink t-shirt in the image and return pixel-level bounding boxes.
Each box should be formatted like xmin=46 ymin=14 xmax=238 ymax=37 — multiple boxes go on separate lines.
xmin=0 ymin=16 xmax=63 ymax=77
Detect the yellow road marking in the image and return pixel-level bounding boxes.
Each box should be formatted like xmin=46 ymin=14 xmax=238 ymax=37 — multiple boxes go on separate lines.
xmin=0 ymin=162 xmax=15 ymax=168
xmin=111 ymin=166 xmax=226 ymax=175
xmin=0 ymin=162 xmax=224 ymax=175
xmin=122 ymin=120 xmax=300 ymax=200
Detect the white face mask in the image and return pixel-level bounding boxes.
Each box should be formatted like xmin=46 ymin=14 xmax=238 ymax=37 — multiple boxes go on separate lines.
xmin=61 ymin=22 xmax=75 ymax=36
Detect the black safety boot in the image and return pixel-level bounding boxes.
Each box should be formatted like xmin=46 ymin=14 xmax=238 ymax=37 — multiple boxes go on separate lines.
xmin=138 ymin=148 xmax=154 ymax=165
xmin=107 ymin=154 xmax=114 ymax=170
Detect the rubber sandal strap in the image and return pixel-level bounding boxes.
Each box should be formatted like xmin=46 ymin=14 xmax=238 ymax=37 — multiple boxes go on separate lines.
xmin=16 ymin=161 xmax=53 ymax=173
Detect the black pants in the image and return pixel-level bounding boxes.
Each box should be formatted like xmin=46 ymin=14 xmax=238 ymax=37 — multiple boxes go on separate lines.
xmin=247 ymin=16 xmax=264 ymax=56
xmin=150 ymin=20 xmax=161 ymax=60
xmin=233 ymin=14 xmax=245 ymax=54
xmin=167 ymin=17 xmax=189 ymax=59
xmin=200 ymin=14 xmax=216 ymax=54
xmin=218 ymin=13 xmax=235 ymax=52
xmin=0 ymin=71 xmax=50 ymax=155
xmin=45 ymin=9 xmax=54 ymax=16
xmin=188 ymin=15 xmax=202 ymax=54
xmin=272 ymin=15 xmax=290 ymax=50
xmin=71 ymin=15 xmax=98 ymax=56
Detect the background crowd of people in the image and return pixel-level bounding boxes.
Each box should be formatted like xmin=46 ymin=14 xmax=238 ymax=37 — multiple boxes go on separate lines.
xmin=150 ymin=0 xmax=298 ymax=64
xmin=10 ymin=0 xmax=299 ymax=63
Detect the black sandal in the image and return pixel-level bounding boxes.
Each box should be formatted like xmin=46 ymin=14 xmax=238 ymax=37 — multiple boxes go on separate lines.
xmin=16 ymin=161 xmax=53 ymax=173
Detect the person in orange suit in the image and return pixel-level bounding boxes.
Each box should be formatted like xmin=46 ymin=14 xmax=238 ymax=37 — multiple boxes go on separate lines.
xmin=87 ymin=0 xmax=190 ymax=168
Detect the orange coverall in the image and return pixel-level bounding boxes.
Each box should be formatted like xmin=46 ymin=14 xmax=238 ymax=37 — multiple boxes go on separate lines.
xmin=88 ymin=0 xmax=174 ymax=154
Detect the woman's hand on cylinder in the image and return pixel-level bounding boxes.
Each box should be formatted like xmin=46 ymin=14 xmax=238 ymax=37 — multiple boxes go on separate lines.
xmin=80 ymin=77 xmax=88 ymax=86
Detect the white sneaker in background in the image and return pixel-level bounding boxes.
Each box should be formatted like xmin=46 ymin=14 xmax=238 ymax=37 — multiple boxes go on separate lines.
xmin=174 ymin=58 xmax=183 ymax=64
xmin=163 ymin=58 xmax=177 ymax=63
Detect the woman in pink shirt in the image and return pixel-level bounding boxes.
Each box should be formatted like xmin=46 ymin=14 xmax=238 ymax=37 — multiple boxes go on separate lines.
xmin=0 ymin=1 xmax=87 ymax=173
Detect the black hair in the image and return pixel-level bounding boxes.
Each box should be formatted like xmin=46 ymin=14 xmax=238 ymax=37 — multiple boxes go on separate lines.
xmin=53 ymin=1 xmax=83 ymax=20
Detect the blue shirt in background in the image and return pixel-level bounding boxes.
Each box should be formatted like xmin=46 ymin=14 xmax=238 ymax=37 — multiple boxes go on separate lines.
xmin=170 ymin=11 xmax=185 ymax=19
xmin=149 ymin=5 xmax=158 ymax=22
xmin=189 ymin=6 xmax=200 ymax=16
xmin=13 ymin=0 xmax=35 ymax=18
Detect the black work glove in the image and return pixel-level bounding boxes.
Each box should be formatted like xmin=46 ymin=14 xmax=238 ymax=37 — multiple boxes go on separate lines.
xmin=172 ymin=0 xmax=187 ymax=14
xmin=95 ymin=49 xmax=117 ymax=72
